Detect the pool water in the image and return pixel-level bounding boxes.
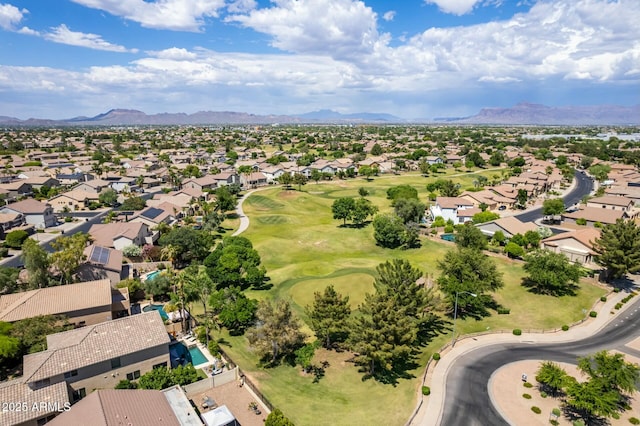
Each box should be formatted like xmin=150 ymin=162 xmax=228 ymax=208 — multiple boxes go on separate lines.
xmin=146 ymin=270 xmax=161 ymax=281
xmin=440 ymin=233 xmax=456 ymax=242
xmin=189 ymin=346 xmax=208 ymax=366
xmin=143 ymin=303 xmax=169 ymax=320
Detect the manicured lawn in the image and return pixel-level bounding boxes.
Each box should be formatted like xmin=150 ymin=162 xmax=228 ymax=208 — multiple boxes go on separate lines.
xmin=214 ymin=174 xmax=606 ymax=426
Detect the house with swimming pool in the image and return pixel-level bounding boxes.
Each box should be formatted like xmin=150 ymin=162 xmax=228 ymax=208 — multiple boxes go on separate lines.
xmin=22 ymin=310 xmax=171 ymax=403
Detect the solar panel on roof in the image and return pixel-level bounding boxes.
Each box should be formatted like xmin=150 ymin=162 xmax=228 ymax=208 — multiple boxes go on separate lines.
xmin=90 ymin=246 xmax=111 ymax=265
xmin=141 ymin=207 xmax=163 ymax=220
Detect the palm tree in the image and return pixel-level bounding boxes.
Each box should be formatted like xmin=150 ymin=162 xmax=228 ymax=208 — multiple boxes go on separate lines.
xmin=160 ymin=244 xmax=178 ymax=268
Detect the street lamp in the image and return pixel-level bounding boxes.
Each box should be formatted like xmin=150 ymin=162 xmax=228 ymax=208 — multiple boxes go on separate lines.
xmin=452 ymin=291 xmax=477 ymax=347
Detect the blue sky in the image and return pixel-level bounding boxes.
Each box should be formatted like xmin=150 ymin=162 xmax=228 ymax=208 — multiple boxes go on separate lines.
xmin=0 ymin=0 xmax=638 ymax=120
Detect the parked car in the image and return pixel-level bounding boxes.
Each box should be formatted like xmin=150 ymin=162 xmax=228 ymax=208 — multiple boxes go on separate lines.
xmin=498 ymin=205 xmax=507 ymax=211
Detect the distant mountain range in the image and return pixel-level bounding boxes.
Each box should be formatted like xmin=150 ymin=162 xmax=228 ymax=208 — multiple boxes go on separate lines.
xmin=0 ymin=103 xmax=638 ymax=126
xmin=440 ymin=103 xmax=640 ymax=125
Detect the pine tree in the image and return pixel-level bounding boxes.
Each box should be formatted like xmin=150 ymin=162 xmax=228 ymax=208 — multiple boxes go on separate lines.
xmin=246 ymin=300 xmax=306 ymax=364
xmin=592 ymin=219 xmax=640 ymax=280
xmin=306 ymin=285 xmax=351 ymax=349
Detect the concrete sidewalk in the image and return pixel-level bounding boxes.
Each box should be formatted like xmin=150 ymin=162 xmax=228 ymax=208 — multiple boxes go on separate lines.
xmin=410 ymin=281 xmax=639 ymax=426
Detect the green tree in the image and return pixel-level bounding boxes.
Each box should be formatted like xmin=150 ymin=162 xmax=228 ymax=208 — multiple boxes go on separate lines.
xmin=293 ymin=173 xmax=308 ymax=191
xmin=352 ymin=197 xmax=378 ymax=225
xmin=492 ymin=230 xmax=506 ymax=246
xmin=209 ymin=286 xmax=258 ymax=333
xmin=593 ymin=219 xmax=640 ymax=280
xmin=370 ymin=143 xmax=383 ymax=156
xmin=214 ymin=186 xmax=237 ymax=213
xmin=182 ymin=164 xmax=202 ymax=178
xmin=372 ymin=214 xmax=406 ymax=248
xmin=588 ymin=164 xmax=611 ymax=182
xmin=394 ymin=198 xmax=425 ymax=224
xmin=180 ymin=265 xmax=215 ymax=324
xmin=265 ymin=408 xmax=295 ymax=426
xmin=11 ymin=315 xmax=71 ymax=354
xmin=310 ymin=169 xmax=322 ymax=184
xmin=122 ymin=244 xmax=142 ymax=258
xmin=0 ymin=267 xmax=20 ymax=294
xmin=159 ymin=228 xmax=215 ymax=266
xmin=439 ymin=180 xmax=460 ymax=197
xmin=524 ymin=230 xmax=541 ymax=248
xmin=331 ymin=197 xmax=355 ymax=225
xmin=143 ymin=273 xmax=172 ymax=299
xmin=306 ymin=285 xmax=351 ymax=349
xmin=246 ymin=299 xmax=306 ymax=365
xmin=504 ymin=241 xmax=525 ymax=259
xmin=472 ymin=211 xmax=499 ymax=224
xmin=566 ymin=378 xmax=620 ymax=421
xmin=535 ymin=361 xmax=568 ymax=397
xmin=120 ymin=196 xmax=147 ymax=210
xmin=358 ymin=165 xmax=374 ymax=180
xmin=349 ymin=292 xmax=417 ymax=376
xmin=98 ymin=188 xmax=118 ymax=207
xmin=172 ymin=363 xmax=198 ymax=386
xmin=455 ymin=223 xmax=488 ymax=250
xmin=523 ymin=250 xmax=583 ymax=296
xmin=578 ymin=350 xmax=640 ymax=395
xmin=0 ymin=322 xmax=20 ymax=362
xmin=115 ymin=379 xmax=138 ymax=389
xmin=49 ymin=232 xmax=90 ymax=284
xmin=5 ymin=230 xmax=29 ymax=249
xmin=21 ymin=239 xmax=50 ymax=289
xmin=437 ymin=247 xmax=504 ymax=317
xmin=386 ymin=185 xmax=418 ymax=204
xmin=278 ymin=173 xmax=293 ymax=189
xmin=516 ymin=189 xmax=528 ymax=209
xmin=203 ymin=236 xmax=266 ymax=289
xmin=542 ymin=198 xmax=565 ymax=216
xmin=138 ymin=366 xmax=175 ymax=390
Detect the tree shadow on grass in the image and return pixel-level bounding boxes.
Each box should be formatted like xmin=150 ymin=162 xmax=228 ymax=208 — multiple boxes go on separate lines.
xmin=562 ymin=405 xmax=609 ymax=426
xmin=337 ymin=221 xmax=372 ymax=229
xmin=521 ymin=278 xmax=578 ymax=296
xmin=355 ymin=352 xmax=419 ymax=386
xmin=416 ymin=316 xmax=451 ymax=347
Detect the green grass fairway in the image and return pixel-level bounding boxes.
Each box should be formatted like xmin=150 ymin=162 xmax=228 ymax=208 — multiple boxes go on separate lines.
xmin=219 ymin=174 xmax=607 ymax=426
xmin=288 ymin=272 xmax=375 ymax=311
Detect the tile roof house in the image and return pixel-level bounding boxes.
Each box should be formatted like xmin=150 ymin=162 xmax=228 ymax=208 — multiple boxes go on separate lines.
xmin=48 ymin=386 xmax=202 ymax=426
xmin=0 ymin=379 xmax=71 ymax=426
xmin=0 ymin=199 xmax=56 ymax=229
xmin=475 ymin=216 xmax=538 ymax=239
xmin=542 ymin=228 xmax=601 ymax=266
xmin=562 ymin=206 xmax=628 ymax=226
xmin=429 ymin=197 xmax=476 ymax=225
xmin=586 ymin=196 xmax=636 ymax=212
xmin=0 ymin=279 xmax=128 ymax=326
xmin=75 ymin=245 xmax=125 ymax=286
xmin=22 ymin=311 xmax=170 ymax=403
xmin=88 ymin=222 xmax=152 ymax=250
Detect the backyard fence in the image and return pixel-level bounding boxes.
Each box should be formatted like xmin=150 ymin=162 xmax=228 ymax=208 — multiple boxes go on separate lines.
xmin=184 ymin=367 xmax=238 ymax=397
xmin=218 ymin=347 xmax=275 ymax=413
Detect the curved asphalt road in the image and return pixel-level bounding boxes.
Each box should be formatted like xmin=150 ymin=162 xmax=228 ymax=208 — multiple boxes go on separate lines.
xmin=515 ymin=171 xmax=593 ymax=223
xmin=441 ymin=295 xmax=640 ymax=426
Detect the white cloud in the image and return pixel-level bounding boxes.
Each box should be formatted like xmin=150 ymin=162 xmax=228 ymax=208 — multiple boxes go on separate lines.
xmin=44 ymin=24 xmax=138 ymax=52
xmin=147 ymin=47 xmax=198 ymax=60
xmin=424 ymin=0 xmax=482 ymax=15
xmin=71 ymin=0 xmax=225 ymax=31
xmin=226 ymin=0 xmax=257 ymax=13
xmin=0 ymin=3 xmax=25 ymax=30
xmin=227 ymin=0 xmax=386 ymax=59
xmin=382 ymin=10 xmax=395 ymax=21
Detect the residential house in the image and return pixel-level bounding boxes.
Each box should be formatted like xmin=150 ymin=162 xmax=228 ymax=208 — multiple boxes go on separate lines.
xmin=429 ymin=197 xmax=475 ymax=225
xmin=22 ymin=176 xmax=61 ymax=190
xmin=48 ymin=387 xmax=202 ymax=426
xmin=0 ymin=212 xmax=24 ymax=238
xmin=129 ymin=203 xmax=179 ymax=228
xmin=183 ymin=176 xmax=217 ymax=192
xmin=425 ymin=156 xmax=443 ymax=165
xmin=0 ymin=380 xmax=71 ymax=426
xmin=459 ymin=190 xmax=498 ymax=211
xmin=260 ymin=165 xmax=286 ymax=183
xmin=88 ymin=222 xmax=153 ymax=250
xmin=75 ymin=245 xmax=125 ymax=286
xmin=21 ymin=311 xmax=170 ymax=404
xmin=73 ymin=180 xmax=112 ymax=194
xmin=586 ymin=196 xmax=635 ymax=212
xmin=541 ymin=228 xmax=601 ymax=266
xmin=0 ymin=279 xmax=129 ymax=326
xmin=475 ymin=216 xmax=538 ymax=239
xmin=0 ymin=199 xmax=56 ymax=229
xmin=240 ymin=172 xmax=268 ymax=188
xmin=0 ymin=180 xmax=33 ymax=202
xmin=562 ymin=207 xmax=627 ymax=227
xmin=48 ymin=190 xmax=101 ymax=213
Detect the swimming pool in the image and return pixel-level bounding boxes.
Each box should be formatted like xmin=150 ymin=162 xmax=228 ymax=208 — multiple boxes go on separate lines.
xmin=440 ymin=233 xmax=456 ymax=242
xmin=145 ymin=270 xmax=161 ymax=281
xmin=143 ymin=303 xmax=169 ymax=320
xmin=189 ymin=345 xmax=208 ymax=366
